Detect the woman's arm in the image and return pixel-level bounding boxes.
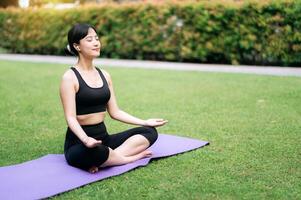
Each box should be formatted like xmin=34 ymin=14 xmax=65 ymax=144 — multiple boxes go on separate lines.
xmin=59 ymin=70 xmax=101 ymax=148
xmin=103 ymin=70 xmax=167 ymax=127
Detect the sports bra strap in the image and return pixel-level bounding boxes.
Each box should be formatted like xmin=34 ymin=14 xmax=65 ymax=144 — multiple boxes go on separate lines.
xmin=70 ymin=67 xmax=85 ymax=85
xmin=95 ymin=67 xmax=109 ymax=86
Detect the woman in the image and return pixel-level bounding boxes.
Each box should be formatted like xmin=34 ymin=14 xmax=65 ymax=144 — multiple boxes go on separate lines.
xmin=60 ymin=23 xmax=167 ymax=173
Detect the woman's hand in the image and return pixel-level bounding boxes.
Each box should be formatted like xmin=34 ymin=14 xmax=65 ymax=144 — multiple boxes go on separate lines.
xmin=83 ymin=137 xmax=102 ymax=148
xmin=144 ymin=118 xmax=168 ymax=127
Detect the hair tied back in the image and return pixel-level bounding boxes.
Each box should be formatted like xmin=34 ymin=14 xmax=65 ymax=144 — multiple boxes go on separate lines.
xmin=65 ymin=44 xmax=75 ymax=56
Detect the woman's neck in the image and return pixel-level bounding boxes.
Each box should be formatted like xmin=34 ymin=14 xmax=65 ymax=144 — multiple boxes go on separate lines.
xmin=76 ymin=57 xmax=94 ymax=71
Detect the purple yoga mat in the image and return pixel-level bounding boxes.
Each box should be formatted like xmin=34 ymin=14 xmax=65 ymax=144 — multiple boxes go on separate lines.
xmin=0 ymin=134 xmax=209 ymax=199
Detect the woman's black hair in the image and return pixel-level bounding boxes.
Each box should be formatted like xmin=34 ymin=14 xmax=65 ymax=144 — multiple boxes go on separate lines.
xmin=65 ymin=23 xmax=97 ymax=56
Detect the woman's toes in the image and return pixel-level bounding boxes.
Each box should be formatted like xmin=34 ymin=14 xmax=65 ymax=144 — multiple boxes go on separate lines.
xmin=88 ymin=166 xmax=98 ymax=173
xmin=143 ymin=150 xmax=152 ymax=157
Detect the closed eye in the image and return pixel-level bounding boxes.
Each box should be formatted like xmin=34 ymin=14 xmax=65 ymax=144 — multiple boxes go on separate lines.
xmin=85 ymin=35 xmax=99 ymax=42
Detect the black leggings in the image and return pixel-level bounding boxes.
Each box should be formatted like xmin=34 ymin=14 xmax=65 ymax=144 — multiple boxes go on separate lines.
xmin=64 ymin=122 xmax=158 ymax=170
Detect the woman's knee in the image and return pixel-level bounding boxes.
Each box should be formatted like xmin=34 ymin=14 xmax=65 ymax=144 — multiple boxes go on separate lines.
xmin=90 ymin=145 xmax=110 ymax=166
xmin=65 ymin=144 xmax=109 ymax=170
xmin=142 ymin=126 xmax=158 ymax=146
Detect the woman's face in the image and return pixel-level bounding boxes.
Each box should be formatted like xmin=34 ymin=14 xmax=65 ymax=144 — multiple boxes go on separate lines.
xmin=75 ymin=28 xmax=101 ymax=58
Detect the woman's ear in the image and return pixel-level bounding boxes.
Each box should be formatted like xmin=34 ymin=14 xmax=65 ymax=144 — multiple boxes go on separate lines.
xmin=73 ymin=43 xmax=80 ymax=52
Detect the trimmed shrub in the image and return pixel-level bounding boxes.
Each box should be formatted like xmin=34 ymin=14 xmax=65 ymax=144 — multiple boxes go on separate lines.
xmin=0 ymin=0 xmax=300 ymax=66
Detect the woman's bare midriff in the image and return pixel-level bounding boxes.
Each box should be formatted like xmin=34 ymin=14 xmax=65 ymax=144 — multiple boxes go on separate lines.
xmin=76 ymin=112 xmax=106 ymax=125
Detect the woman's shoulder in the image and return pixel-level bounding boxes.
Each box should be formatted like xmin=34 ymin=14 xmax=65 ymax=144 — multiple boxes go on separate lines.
xmin=61 ymin=67 xmax=76 ymax=83
xmin=97 ymin=67 xmax=112 ymax=83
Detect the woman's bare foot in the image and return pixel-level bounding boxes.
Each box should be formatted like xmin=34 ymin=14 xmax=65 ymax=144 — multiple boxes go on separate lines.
xmin=120 ymin=149 xmax=152 ymax=164
xmin=88 ymin=166 xmax=98 ymax=174
xmin=138 ymin=150 xmax=153 ymax=159
xmin=99 ymin=149 xmax=153 ymax=168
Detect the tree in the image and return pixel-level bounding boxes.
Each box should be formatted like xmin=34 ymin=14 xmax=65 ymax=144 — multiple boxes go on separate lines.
xmin=0 ymin=0 xmax=19 ymax=8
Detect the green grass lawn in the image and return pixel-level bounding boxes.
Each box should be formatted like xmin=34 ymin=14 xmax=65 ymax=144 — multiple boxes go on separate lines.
xmin=0 ymin=60 xmax=300 ymax=199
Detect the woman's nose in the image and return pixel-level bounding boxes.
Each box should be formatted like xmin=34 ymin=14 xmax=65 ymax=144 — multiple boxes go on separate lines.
xmin=94 ymin=41 xmax=100 ymax=46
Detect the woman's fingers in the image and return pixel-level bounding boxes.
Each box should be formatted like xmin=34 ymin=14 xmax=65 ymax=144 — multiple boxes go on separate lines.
xmin=161 ymin=120 xmax=168 ymax=123
xmin=153 ymin=119 xmax=168 ymax=126
xmin=86 ymin=137 xmax=103 ymax=148
xmin=144 ymin=118 xmax=168 ymax=127
xmin=151 ymin=118 xmax=166 ymax=122
xmin=92 ymin=139 xmax=102 ymax=146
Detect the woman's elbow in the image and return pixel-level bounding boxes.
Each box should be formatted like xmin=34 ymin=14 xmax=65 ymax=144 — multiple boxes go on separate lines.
xmin=107 ymin=109 xmax=120 ymax=120
xmin=65 ymin=115 xmax=77 ymax=126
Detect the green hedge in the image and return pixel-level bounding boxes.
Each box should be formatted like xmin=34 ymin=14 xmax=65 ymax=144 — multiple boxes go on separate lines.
xmin=0 ymin=1 xmax=301 ymax=66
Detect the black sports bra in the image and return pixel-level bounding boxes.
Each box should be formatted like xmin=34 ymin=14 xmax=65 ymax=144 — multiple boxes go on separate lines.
xmin=70 ymin=67 xmax=111 ymax=115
